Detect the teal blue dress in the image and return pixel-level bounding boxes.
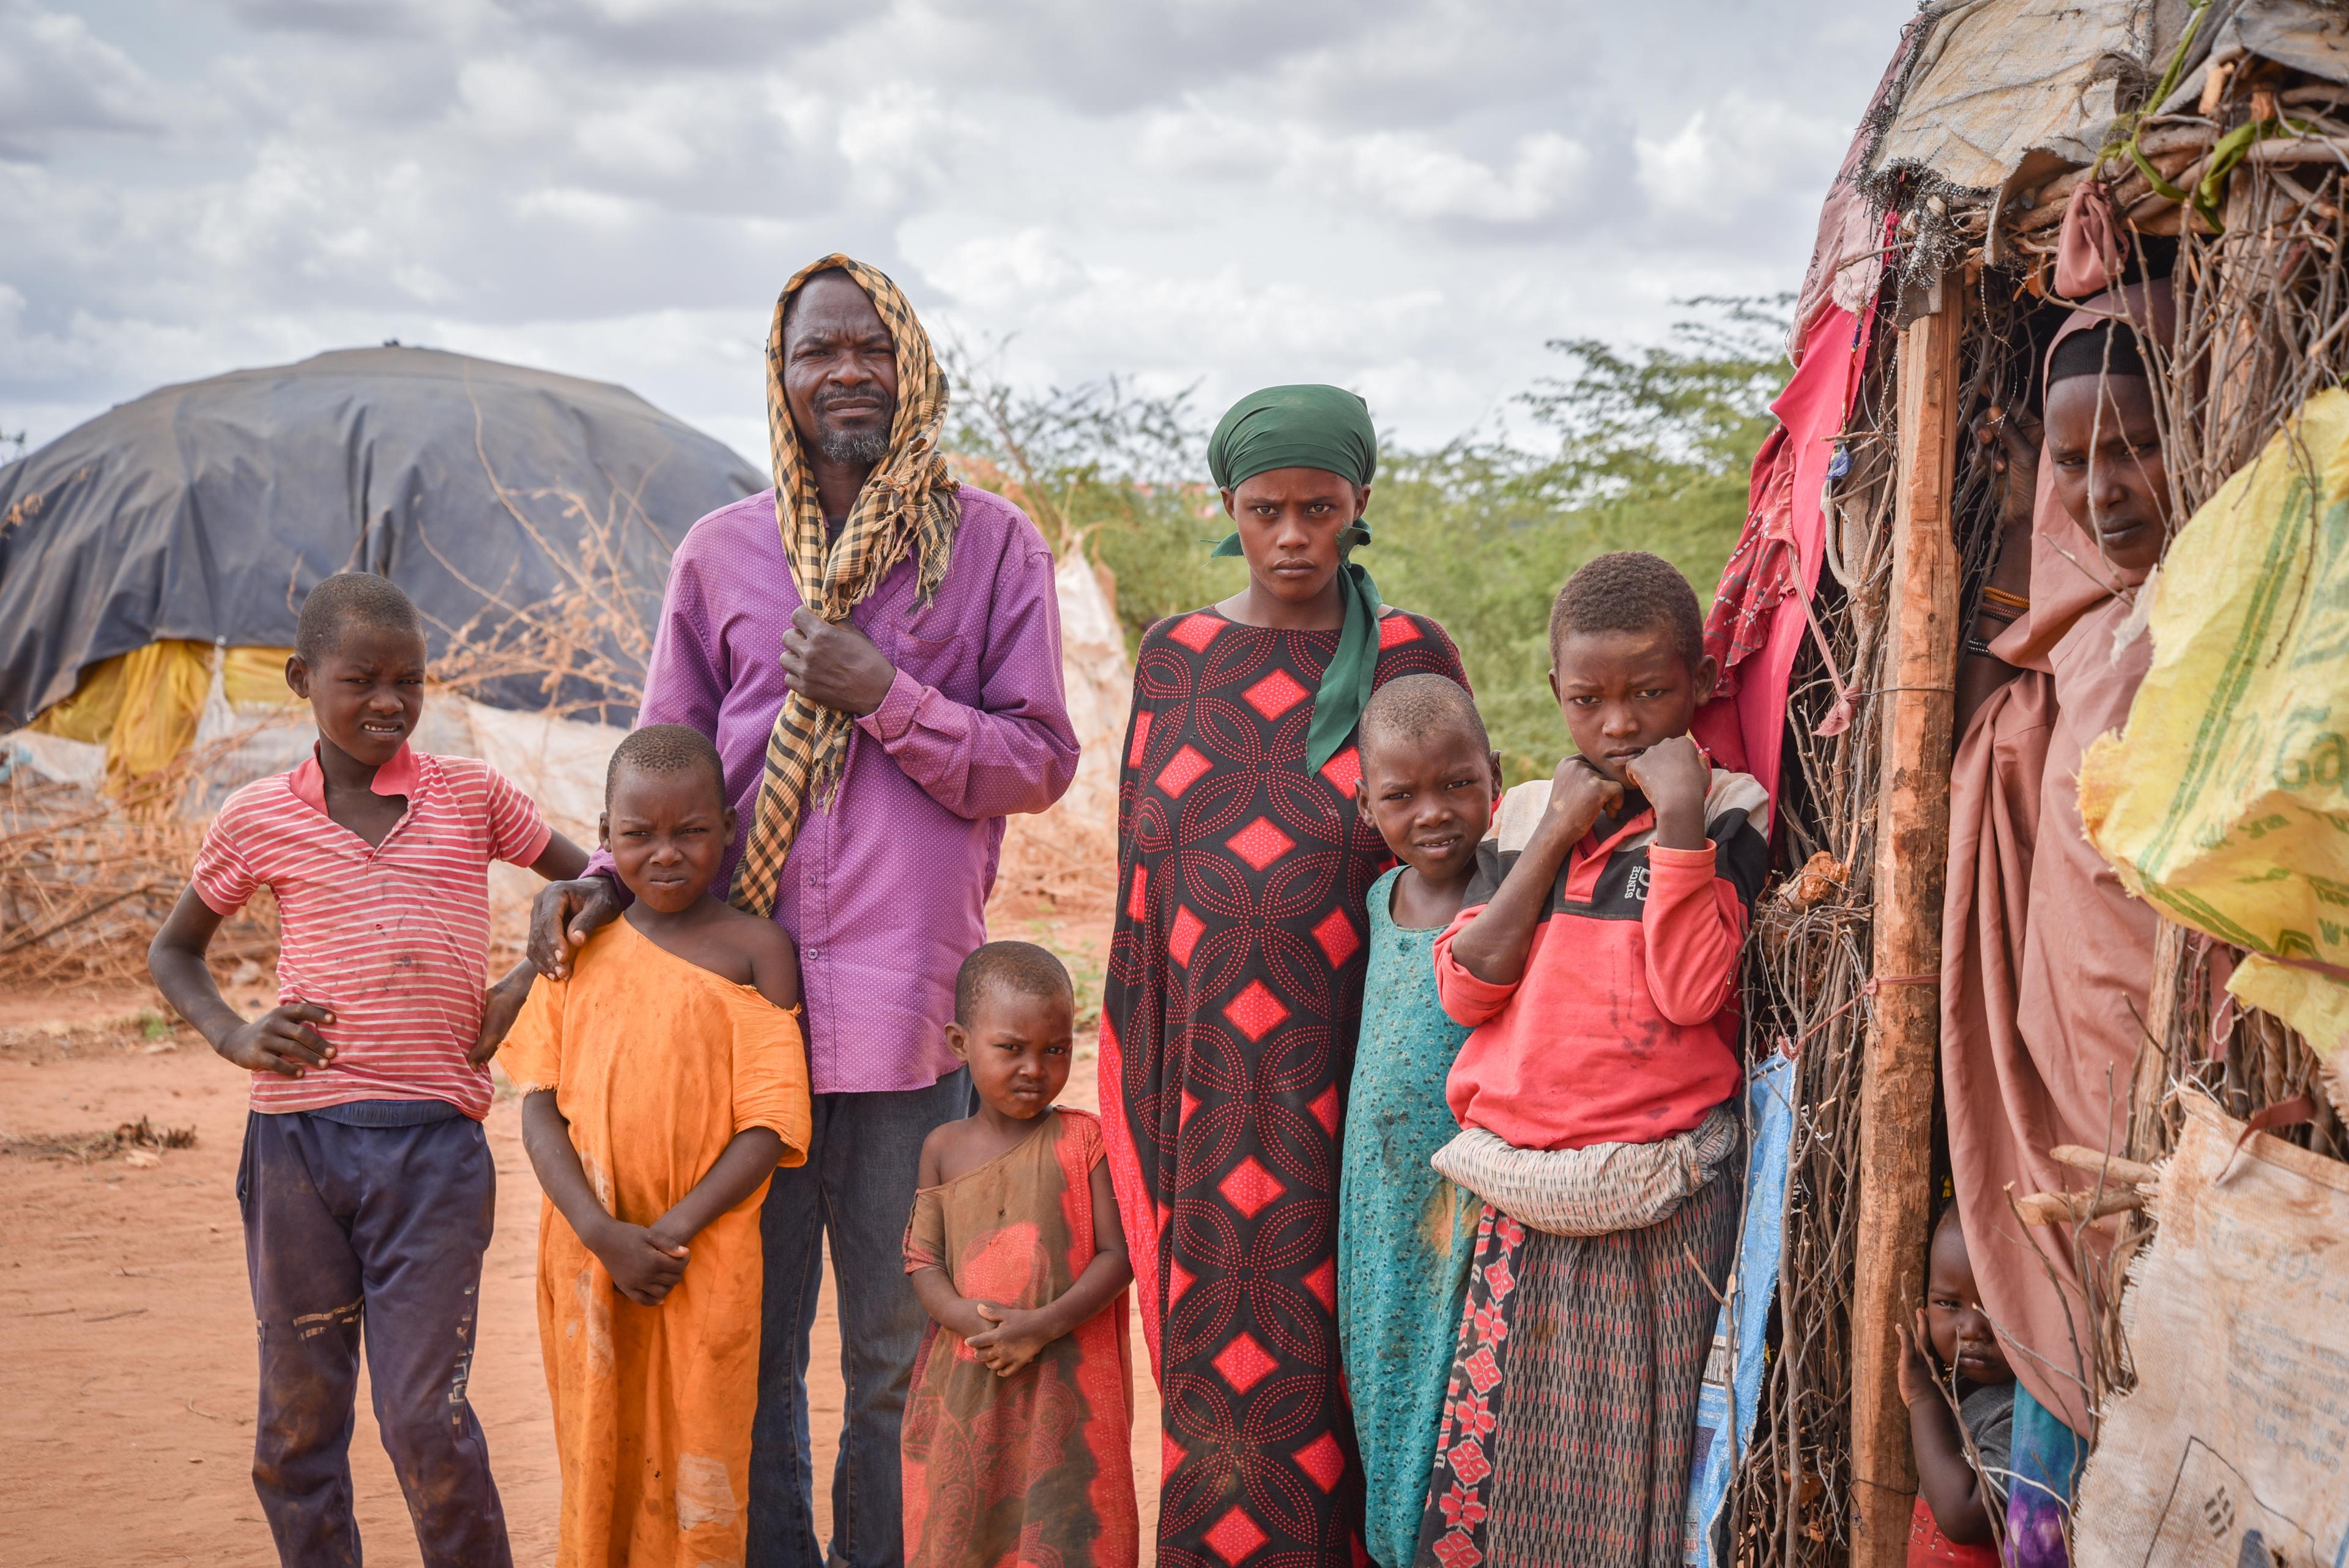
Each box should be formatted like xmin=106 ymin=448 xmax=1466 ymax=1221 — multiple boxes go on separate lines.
xmin=1337 ymin=867 xmax=1479 ymax=1568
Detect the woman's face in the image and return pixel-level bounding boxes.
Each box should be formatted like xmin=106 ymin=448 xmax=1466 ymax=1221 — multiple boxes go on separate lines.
xmin=2045 ymin=371 xmax=2170 ymax=573
xmin=1222 ymin=467 xmax=1367 ymax=607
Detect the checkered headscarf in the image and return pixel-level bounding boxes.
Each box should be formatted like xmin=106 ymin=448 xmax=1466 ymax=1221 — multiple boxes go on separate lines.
xmin=730 ymin=254 xmax=960 ymax=916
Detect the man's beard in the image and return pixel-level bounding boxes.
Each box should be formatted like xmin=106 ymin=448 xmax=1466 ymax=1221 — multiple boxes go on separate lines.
xmin=813 ymin=410 xmax=894 ymax=466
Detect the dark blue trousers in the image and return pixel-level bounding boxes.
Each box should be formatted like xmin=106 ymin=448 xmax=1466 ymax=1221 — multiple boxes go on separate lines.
xmin=238 ymin=1109 xmax=511 ymax=1568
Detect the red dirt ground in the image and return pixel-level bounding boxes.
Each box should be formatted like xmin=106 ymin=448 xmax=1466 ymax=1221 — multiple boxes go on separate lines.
xmin=0 ymin=972 xmax=1159 ymax=1566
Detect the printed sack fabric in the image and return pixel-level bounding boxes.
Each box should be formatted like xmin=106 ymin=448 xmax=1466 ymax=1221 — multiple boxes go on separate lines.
xmin=1431 ymin=1101 xmax=1740 ymax=1238
xmin=2079 ymin=388 xmax=2349 ymax=1077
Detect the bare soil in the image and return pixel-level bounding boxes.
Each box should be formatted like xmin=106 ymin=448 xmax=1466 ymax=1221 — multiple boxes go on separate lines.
xmin=0 ymin=965 xmax=1157 ymax=1565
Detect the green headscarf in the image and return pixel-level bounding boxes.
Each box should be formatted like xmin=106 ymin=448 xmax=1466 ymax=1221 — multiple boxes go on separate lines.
xmin=1207 ymin=385 xmax=1382 ymax=773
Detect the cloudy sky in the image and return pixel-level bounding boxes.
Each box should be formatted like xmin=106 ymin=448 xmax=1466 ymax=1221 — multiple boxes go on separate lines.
xmin=2 ymin=0 xmax=1913 ymax=470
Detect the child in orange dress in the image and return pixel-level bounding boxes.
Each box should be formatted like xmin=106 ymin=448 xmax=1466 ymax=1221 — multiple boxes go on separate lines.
xmin=902 ymin=942 xmax=1138 ymax=1568
xmin=500 ymin=724 xmax=812 ymax=1568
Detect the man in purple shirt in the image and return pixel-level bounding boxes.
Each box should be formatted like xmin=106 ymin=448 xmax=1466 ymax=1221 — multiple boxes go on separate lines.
xmin=525 ymin=258 xmax=1077 ymax=1567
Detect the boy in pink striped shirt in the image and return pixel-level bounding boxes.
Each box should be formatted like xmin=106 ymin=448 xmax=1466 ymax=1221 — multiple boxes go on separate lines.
xmin=150 ymin=573 xmax=589 ymax=1568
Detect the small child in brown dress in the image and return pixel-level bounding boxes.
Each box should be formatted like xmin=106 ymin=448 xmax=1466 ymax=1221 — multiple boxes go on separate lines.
xmin=902 ymin=942 xmax=1139 ymax=1568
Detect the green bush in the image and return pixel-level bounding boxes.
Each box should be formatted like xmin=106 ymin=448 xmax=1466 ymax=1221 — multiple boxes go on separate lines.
xmin=948 ymin=300 xmax=1789 ymax=784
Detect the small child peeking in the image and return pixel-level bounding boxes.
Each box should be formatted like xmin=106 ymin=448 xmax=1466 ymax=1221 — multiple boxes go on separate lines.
xmin=148 ymin=571 xmax=590 ymax=1568
xmin=902 ymin=942 xmax=1138 ymax=1568
xmin=1335 ymin=673 xmax=1500 ymax=1568
xmin=500 ymin=724 xmax=812 ymax=1568
xmin=1416 ymin=552 xmax=1770 ymax=1567
xmin=1896 ymin=1206 xmax=2015 ymax=1567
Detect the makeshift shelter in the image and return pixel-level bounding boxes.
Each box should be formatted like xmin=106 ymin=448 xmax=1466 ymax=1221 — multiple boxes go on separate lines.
xmin=0 ymin=344 xmax=765 ymax=795
xmin=1693 ymin=2 xmax=2349 ymax=1564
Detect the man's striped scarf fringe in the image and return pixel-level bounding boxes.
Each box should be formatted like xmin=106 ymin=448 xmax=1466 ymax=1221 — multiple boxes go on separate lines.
xmin=729 ymin=253 xmax=961 ymax=917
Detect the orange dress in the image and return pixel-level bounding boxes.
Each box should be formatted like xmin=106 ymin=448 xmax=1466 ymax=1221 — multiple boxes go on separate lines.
xmin=500 ymin=916 xmax=812 ymax=1568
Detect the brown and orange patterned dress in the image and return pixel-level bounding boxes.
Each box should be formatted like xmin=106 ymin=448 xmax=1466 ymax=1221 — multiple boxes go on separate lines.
xmin=901 ymin=1107 xmax=1139 ymax=1568
xmin=1100 ymin=605 xmax=1468 ymax=1567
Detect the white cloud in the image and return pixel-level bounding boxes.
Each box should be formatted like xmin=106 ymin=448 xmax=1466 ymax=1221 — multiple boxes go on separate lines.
xmin=0 ymin=1 xmax=167 ymax=158
xmin=1 ymin=0 xmax=1917 ymax=468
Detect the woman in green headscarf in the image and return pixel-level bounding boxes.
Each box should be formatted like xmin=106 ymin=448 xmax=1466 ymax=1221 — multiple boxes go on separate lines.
xmin=1098 ymin=386 xmax=1471 ymax=1563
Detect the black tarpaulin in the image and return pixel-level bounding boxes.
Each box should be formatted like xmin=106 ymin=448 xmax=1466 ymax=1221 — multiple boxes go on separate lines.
xmin=0 ymin=345 xmax=764 ymax=727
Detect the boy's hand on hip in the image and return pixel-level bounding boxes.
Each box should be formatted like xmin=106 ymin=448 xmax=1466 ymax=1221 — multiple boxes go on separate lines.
xmin=529 ymin=878 xmax=620 ymax=980
xmin=779 ymin=606 xmax=896 ymax=716
xmin=592 ymin=1220 xmax=688 ymax=1306
xmin=470 ymin=973 xmax=530 ymax=1066
xmin=968 ymin=1301 xmax=1052 ymax=1376
xmin=215 ymin=1003 xmax=336 ymax=1078
xmin=1541 ymin=756 xmax=1623 ymax=848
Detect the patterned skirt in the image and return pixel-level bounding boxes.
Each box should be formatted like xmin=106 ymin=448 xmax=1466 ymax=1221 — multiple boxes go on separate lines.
xmin=1413 ymin=1170 xmax=1739 ymax=1568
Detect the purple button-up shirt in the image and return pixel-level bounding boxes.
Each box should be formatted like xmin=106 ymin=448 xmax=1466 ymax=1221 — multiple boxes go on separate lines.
xmin=590 ymin=485 xmax=1078 ymax=1094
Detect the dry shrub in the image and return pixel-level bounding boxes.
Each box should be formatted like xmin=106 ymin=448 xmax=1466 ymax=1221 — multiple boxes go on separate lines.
xmin=1 ymin=730 xmax=283 ymax=991
xmin=0 ymin=1115 xmax=197 ymax=1162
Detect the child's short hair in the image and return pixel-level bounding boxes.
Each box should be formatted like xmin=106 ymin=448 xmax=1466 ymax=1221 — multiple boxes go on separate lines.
xmin=954 ymin=940 xmax=1073 ymax=1027
xmin=1359 ymin=674 xmax=1488 ymax=766
xmin=294 ymin=572 xmax=423 ymax=663
xmin=1548 ymin=551 xmax=1706 ymax=675
xmin=606 ymin=723 xmax=727 ymax=806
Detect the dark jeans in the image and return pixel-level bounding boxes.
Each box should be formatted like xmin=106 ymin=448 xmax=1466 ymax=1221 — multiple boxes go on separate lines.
xmin=749 ymin=1068 xmax=970 ymax=1568
xmin=237 ymin=1109 xmax=510 ymax=1568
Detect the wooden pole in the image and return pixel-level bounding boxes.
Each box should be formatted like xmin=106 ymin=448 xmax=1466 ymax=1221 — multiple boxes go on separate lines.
xmin=1850 ymin=277 xmax=1964 ymax=1568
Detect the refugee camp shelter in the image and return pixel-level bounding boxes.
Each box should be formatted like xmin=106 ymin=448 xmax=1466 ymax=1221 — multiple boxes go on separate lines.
xmin=0 ymin=344 xmax=762 ymax=801
xmin=1689 ymin=1 xmax=2349 ymax=1564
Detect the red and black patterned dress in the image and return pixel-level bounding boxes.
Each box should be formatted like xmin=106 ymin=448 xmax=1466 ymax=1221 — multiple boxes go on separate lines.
xmin=1100 ymin=603 xmax=1468 ymax=1568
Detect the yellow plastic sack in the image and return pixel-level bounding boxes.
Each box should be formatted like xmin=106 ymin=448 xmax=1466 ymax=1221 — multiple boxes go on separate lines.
xmin=2080 ymin=388 xmax=2349 ymax=1058
xmin=27 ymin=641 xmax=300 ymax=789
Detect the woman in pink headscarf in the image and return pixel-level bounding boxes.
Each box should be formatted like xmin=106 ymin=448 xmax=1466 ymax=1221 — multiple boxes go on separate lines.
xmin=1939 ymin=282 xmax=2174 ymax=1567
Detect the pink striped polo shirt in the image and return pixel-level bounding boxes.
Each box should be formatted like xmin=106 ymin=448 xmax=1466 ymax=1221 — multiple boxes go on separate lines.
xmin=190 ymin=744 xmax=552 ymax=1120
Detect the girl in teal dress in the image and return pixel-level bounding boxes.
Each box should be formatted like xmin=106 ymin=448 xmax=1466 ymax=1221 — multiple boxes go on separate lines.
xmin=1337 ymin=674 xmax=1501 ymax=1568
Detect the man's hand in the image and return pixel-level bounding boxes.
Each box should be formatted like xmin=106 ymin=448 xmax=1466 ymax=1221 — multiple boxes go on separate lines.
xmin=779 ymin=606 xmax=896 ymax=717
xmin=528 ymin=878 xmax=621 ymax=981
xmin=1624 ymin=735 xmax=1710 ymax=849
xmin=1896 ymin=1308 xmax=1943 ymax=1408
xmin=1540 ymin=756 xmax=1624 ymax=849
xmin=591 ymin=1221 xmax=689 ymax=1307
xmin=470 ymin=969 xmax=532 ymax=1067
xmin=968 ymin=1301 xmax=1055 ymax=1377
xmin=215 ymin=1002 xmax=337 ymax=1079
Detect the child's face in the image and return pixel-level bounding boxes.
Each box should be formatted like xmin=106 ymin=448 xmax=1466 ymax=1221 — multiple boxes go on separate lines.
xmin=1926 ymin=1216 xmax=2012 ymax=1386
xmin=286 ymin=622 xmax=426 ymax=770
xmin=1548 ymin=626 xmax=1717 ymax=786
xmin=601 ymin=765 xmax=736 ymax=915
xmin=1356 ymin=725 xmax=1500 ymax=885
xmin=948 ymin=985 xmax=1075 ymax=1122
xmin=2045 ymin=373 xmax=2170 ymax=574
xmin=1221 ymin=467 xmax=1366 ymax=608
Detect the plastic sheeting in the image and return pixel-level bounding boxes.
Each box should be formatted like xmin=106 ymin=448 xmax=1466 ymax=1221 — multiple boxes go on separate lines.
xmin=1867 ymin=0 xmax=2167 ymax=194
xmin=0 ymin=344 xmax=762 ymax=730
xmin=1682 ymin=1052 xmax=1797 ymax=1568
xmin=2072 ymin=1091 xmax=2349 ymax=1566
xmin=2080 ymin=388 xmax=2349 ymax=1074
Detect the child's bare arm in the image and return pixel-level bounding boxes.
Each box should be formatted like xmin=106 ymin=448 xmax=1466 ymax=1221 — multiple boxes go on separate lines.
xmin=149 ymin=886 xmax=338 ymax=1078
xmin=529 ymin=831 xmax=592 ymax=883
xmin=1898 ymin=1312 xmax=1997 ymax=1544
xmin=741 ymin=918 xmax=804 ymax=1012
xmin=1446 ymin=758 xmax=1620 ymax=986
xmin=968 ymin=1158 xmax=1135 ymax=1377
xmin=521 ymin=1090 xmax=686 ymax=1307
xmin=649 ymin=1128 xmax=785 ymax=1254
xmin=912 ymin=1265 xmax=993 ymax=1340
xmin=908 ymin=1127 xmax=993 ymax=1337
